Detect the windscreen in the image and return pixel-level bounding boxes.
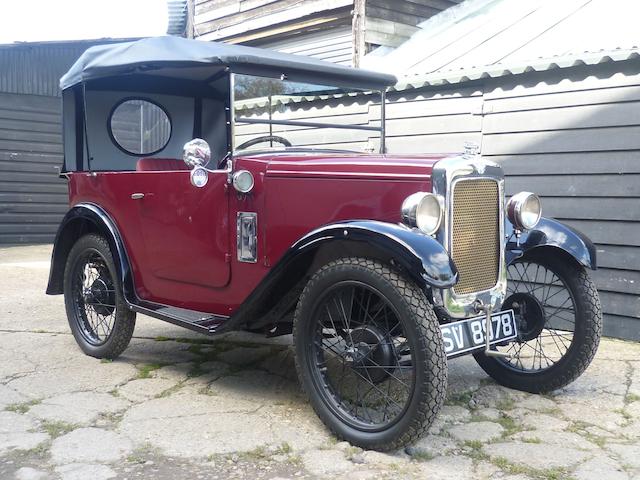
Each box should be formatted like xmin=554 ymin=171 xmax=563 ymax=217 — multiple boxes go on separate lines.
xmin=232 ymin=74 xmax=383 ymax=153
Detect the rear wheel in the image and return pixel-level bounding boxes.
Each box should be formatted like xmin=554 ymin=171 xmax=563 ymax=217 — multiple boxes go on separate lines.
xmin=293 ymin=257 xmax=447 ymax=451
xmin=63 ymin=234 xmax=136 ymax=359
xmin=474 ymin=251 xmax=601 ymax=393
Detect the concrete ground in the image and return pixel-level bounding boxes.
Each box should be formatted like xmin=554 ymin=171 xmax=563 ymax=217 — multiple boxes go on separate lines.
xmin=0 ymin=244 xmax=639 ymax=480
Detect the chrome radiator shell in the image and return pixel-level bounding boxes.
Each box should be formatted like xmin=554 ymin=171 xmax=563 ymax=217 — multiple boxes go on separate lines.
xmin=431 ymin=155 xmax=507 ymax=318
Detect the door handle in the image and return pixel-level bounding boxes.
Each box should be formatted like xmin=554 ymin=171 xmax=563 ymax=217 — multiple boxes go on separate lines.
xmin=131 ymin=193 xmax=145 ymax=200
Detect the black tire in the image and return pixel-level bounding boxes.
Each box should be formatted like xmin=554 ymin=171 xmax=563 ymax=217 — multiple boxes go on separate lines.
xmin=474 ymin=251 xmax=602 ymax=393
xmin=293 ymin=257 xmax=447 ymax=451
xmin=63 ymin=234 xmax=136 ymax=359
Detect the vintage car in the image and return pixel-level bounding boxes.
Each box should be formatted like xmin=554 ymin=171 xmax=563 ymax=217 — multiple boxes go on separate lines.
xmin=47 ymin=37 xmax=602 ymax=451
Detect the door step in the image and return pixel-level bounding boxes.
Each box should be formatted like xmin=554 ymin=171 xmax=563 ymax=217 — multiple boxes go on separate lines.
xmin=131 ymin=301 xmax=229 ymax=335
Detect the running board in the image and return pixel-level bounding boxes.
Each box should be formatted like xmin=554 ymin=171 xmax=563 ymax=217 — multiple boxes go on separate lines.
xmin=130 ymin=301 xmax=229 ymax=335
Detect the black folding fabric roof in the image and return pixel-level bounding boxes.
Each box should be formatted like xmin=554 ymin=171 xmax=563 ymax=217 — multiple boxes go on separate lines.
xmin=61 ymin=36 xmax=397 ymax=91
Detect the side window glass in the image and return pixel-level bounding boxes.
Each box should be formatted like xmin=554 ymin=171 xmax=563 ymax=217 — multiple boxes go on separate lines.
xmin=109 ymin=98 xmax=171 ymax=156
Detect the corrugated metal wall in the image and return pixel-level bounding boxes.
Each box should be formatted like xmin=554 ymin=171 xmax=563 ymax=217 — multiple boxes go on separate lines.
xmin=0 ymin=41 xmax=131 ymax=244
xmin=0 ymin=43 xmax=99 ymax=97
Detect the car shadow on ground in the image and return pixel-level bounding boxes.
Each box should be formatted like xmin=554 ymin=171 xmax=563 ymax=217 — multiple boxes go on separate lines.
xmin=111 ymin=329 xmax=490 ymax=412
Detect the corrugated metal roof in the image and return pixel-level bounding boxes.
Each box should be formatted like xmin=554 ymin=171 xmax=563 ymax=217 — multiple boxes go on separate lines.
xmin=167 ymin=0 xmax=188 ymax=36
xmin=363 ymin=0 xmax=640 ymax=90
xmin=394 ymin=48 xmax=640 ymax=91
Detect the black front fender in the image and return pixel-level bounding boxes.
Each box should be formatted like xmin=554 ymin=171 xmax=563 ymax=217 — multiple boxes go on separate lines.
xmin=231 ymin=220 xmax=458 ymax=329
xmin=506 ymin=217 xmax=597 ymax=269
xmin=292 ymin=220 xmax=458 ymax=289
xmin=46 ymin=203 xmax=135 ymax=299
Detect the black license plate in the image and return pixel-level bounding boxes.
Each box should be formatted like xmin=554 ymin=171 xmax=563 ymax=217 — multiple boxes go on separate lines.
xmin=440 ymin=309 xmax=518 ymax=359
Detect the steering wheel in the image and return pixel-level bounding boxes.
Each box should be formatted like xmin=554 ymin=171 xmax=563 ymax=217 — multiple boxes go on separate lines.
xmin=236 ymin=135 xmax=292 ymax=150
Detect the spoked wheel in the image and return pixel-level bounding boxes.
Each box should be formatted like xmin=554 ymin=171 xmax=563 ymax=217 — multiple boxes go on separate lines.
xmin=64 ymin=234 xmax=136 ymax=359
xmin=474 ymin=251 xmax=602 ymax=393
xmin=294 ymin=258 xmax=447 ymax=451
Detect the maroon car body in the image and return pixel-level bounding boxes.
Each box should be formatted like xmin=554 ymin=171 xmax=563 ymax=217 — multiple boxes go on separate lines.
xmin=67 ymin=153 xmax=442 ymax=314
xmin=46 ymin=37 xmax=602 ymax=451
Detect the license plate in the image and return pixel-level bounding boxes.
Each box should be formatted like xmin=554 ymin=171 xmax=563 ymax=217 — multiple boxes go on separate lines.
xmin=440 ymin=309 xmax=518 ymax=359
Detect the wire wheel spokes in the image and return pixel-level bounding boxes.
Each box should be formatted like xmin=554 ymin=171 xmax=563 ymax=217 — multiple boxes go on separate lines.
xmin=496 ymin=260 xmax=576 ymax=372
xmin=311 ymin=282 xmax=415 ymax=430
xmin=71 ymin=250 xmax=117 ymax=346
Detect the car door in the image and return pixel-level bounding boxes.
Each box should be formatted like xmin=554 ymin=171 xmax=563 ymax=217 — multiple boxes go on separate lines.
xmin=131 ymin=169 xmax=230 ymax=302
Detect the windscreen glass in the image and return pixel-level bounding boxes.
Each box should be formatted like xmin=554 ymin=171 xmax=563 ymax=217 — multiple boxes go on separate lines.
xmin=233 ymin=74 xmax=381 ymax=153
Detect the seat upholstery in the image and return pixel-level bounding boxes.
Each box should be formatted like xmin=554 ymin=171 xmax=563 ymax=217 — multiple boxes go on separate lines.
xmin=136 ymin=158 xmax=189 ymax=171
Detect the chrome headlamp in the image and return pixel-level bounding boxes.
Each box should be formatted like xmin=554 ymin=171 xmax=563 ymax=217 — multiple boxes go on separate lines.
xmin=401 ymin=192 xmax=443 ymax=235
xmin=507 ymin=191 xmax=542 ymax=230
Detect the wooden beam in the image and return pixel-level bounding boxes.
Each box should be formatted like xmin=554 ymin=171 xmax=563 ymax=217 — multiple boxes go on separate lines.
xmin=224 ymin=15 xmax=349 ymax=44
xmin=367 ymin=4 xmax=429 ymax=26
xmin=368 ymin=0 xmax=441 ymax=21
xmin=352 ymin=0 xmax=365 ymax=67
xmin=196 ymin=0 xmax=352 ymax=40
xmin=402 ymin=0 xmax=458 ymax=10
xmin=364 ymin=17 xmax=418 ymax=47
xmin=186 ymin=0 xmax=195 ymax=38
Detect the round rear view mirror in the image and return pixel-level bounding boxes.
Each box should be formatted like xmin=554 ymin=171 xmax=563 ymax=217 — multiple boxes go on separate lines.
xmin=183 ymin=138 xmax=211 ymax=168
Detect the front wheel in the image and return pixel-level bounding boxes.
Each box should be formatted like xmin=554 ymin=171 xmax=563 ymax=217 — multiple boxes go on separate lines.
xmin=293 ymin=258 xmax=447 ymax=451
xmin=474 ymin=251 xmax=602 ymax=393
xmin=63 ymin=234 xmax=136 ymax=359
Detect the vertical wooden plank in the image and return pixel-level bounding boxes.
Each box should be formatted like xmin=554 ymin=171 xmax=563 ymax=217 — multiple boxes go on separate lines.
xmin=352 ymin=0 xmax=366 ymax=67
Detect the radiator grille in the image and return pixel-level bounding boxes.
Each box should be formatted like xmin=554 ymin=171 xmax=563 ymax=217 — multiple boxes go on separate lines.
xmin=451 ymin=179 xmax=500 ymax=295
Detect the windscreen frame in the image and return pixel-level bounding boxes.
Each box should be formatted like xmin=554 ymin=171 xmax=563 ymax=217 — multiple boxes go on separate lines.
xmin=229 ymin=72 xmax=387 ymax=155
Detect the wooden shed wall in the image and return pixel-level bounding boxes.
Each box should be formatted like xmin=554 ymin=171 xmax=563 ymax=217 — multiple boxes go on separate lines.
xmin=481 ymin=63 xmax=640 ymax=341
xmin=0 ymin=40 xmax=134 ymax=245
xmin=0 ymin=92 xmax=66 ymax=244
xmin=194 ymin=0 xmax=352 ymax=42
xmin=257 ymin=26 xmax=354 ymax=65
xmin=364 ymin=0 xmax=462 ymax=48
xmin=193 ymin=0 xmax=460 ymax=61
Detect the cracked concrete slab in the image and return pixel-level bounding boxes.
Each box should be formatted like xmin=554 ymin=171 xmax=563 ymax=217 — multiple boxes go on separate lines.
xmin=2 ymin=243 xmax=640 ymax=480
xmin=301 ymin=449 xmax=355 ymax=476
xmin=607 ymin=443 xmax=640 ymax=470
xmin=0 ymin=412 xmax=49 ymax=455
xmin=28 ymin=391 xmax=130 ymax=425
xmin=418 ymin=455 xmax=475 ymax=480
xmin=484 ymin=441 xmax=591 ymax=470
xmin=511 ymin=430 xmax=601 ymax=451
xmin=0 ymin=385 xmax=27 ymax=409
xmin=573 ymin=455 xmax=629 ymax=480
xmin=50 ymin=428 xmax=133 ymax=464
xmin=447 ymin=421 xmax=504 ymax=442
xmin=116 ymin=378 xmax=180 ymax=403
xmin=55 ymin=463 xmax=118 ymax=480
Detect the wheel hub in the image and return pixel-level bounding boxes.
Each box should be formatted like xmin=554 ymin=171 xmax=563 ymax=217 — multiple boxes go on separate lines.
xmin=503 ymin=292 xmax=545 ymax=342
xmin=346 ymin=326 xmax=395 ymax=384
xmin=86 ymin=278 xmax=115 ymax=316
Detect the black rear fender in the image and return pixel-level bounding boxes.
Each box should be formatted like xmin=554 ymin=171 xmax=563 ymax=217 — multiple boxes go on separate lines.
xmin=46 ymin=203 xmax=134 ymax=299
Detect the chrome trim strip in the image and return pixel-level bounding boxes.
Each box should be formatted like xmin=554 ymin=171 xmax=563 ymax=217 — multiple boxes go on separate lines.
xmin=380 ymin=90 xmax=386 ymax=154
xmin=432 ymin=155 xmax=507 ymax=318
xmin=229 ymin=72 xmax=236 ymax=153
